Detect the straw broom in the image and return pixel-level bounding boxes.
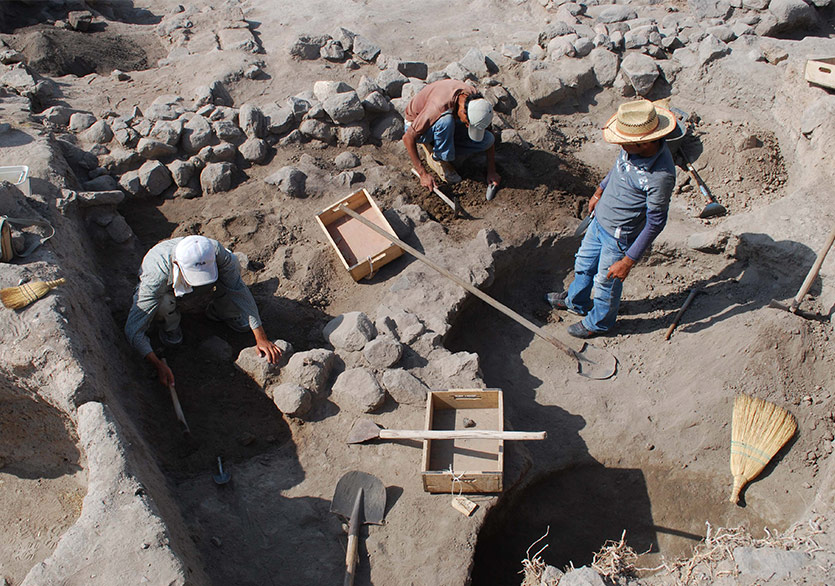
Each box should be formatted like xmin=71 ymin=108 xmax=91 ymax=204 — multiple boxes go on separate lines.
xmin=0 ymin=278 xmax=66 ymax=309
xmin=730 ymin=394 xmax=797 ymax=504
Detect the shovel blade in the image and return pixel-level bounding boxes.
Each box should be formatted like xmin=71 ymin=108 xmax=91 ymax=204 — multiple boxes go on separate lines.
xmin=331 ymin=470 xmax=386 ymax=525
xmin=573 ymin=343 xmax=618 ymax=380
xmin=699 ymin=202 xmax=726 ymax=219
xmin=346 ymin=419 xmax=383 ymax=444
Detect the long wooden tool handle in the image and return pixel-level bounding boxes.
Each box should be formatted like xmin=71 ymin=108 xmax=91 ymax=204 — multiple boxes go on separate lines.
xmin=411 ymin=168 xmax=457 ymax=211
xmin=379 ymin=429 xmax=547 ymax=441
xmin=343 ymin=489 xmax=363 ymax=586
xmin=664 ymin=289 xmax=699 ymax=340
xmin=791 ymin=227 xmax=835 ymax=312
xmin=161 ymin=359 xmax=191 ymax=434
xmin=678 ymin=151 xmax=717 ymax=204
xmin=338 ymin=205 xmax=576 ymax=359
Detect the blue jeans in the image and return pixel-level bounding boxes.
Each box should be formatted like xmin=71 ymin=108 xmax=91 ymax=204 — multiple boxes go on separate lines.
xmin=565 ymin=218 xmax=627 ymax=333
xmin=415 ymin=112 xmax=494 ymax=162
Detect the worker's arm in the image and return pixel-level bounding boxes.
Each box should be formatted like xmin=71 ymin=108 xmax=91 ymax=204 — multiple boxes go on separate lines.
xmin=403 ymin=127 xmax=437 ymax=191
xmin=486 ymin=143 xmax=501 ymax=186
xmin=146 ymin=350 xmax=175 ymax=387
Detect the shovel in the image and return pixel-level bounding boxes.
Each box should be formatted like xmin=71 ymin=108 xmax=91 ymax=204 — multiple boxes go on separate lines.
xmin=347 ymin=419 xmax=546 ymax=444
xmin=331 ymin=471 xmax=386 ymax=586
xmin=678 ymin=151 xmax=726 ymax=219
xmin=338 ymin=205 xmax=617 ymax=380
xmin=213 ymin=456 xmax=231 ymax=485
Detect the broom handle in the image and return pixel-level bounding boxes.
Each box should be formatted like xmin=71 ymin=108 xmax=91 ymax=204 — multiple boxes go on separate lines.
xmin=791 ymin=227 xmax=835 ymax=312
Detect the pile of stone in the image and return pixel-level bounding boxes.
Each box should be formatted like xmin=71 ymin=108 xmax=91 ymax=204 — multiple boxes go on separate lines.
xmin=155 ymin=3 xmax=263 ymax=61
xmin=518 ymin=0 xmax=827 ymax=110
xmin=289 ymin=28 xmax=382 ymax=69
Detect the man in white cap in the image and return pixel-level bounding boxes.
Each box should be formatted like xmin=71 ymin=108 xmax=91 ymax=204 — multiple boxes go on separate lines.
xmin=125 ymin=235 xmax=281 ymax=386
xmin=403 ymin=79 xmax=501 ymax=194
xmin=547 ymin=99 xmax=677 ymax=338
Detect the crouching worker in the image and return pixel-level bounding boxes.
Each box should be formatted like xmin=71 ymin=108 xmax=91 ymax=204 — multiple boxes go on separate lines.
xmin=547 ymin=99 xmax=676 ymax=339
xmin=403 ymin=79 xmax=501 ymax=194
xmin=125 ymin=235 xmax=281 ymax=386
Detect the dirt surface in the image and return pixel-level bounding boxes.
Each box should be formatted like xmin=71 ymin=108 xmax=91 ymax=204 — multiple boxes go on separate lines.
xmin=1 ymin=0 xmax=835 ymax=585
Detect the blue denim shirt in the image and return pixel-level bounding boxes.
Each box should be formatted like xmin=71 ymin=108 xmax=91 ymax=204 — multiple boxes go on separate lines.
xmin=594 ymin=141 xmax=676 ymax=261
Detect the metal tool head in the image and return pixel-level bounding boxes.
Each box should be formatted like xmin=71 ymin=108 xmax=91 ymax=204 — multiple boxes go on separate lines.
xmin=574 ymin=215 xmax=592 ymax=238
xmin=346 ymin=419 xmax=383 ymax=444
xmin=485 ymin=183 xmax=499 ymax=201
xmin=331 ymin=471 xmax=386 ymax=525
xmin=213 ymin=456 xmax=231 ymax=485
xmin=699 ymin=202 xmax=727 ymax=219
xmin=572 ymin=343 xmax=618 ymax=380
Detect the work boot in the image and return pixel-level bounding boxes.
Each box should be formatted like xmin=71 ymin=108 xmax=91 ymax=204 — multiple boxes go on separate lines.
xmin=418 ymin=143 xmax=462 ymax=184
xmin=567 ymin=321 xmax=596 ymax=339
xmin=159 ymin=326 xmax=183 ymax=346
xmin=206 ymin=303 xmax=250 ymax=333
xmin=545 ymin=291 xmax=585 ymax=316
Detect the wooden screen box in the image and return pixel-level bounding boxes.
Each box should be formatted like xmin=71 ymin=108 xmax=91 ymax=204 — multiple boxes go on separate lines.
xmin=315 ymin=188 xmax=403 ymax=281
xmin=421 ymin=389 xmax=504 ymax=494
xmin=805 ymin=58 xmax=835 ymax=90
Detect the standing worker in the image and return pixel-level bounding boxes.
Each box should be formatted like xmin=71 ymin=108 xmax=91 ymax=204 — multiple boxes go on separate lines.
xmin=403 ymin=79 xmax=501 ymax=195
xmin=125 ymin=235 xmax=281 ymax=386
xmin=547 ymin=100 xmax=676 ymax=338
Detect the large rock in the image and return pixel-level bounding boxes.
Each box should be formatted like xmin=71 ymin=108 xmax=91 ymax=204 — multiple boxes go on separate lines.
xmin=69 ymin=112 xmax=96 ymax=131
xmin=149 ymin=120 xmax=183 ymax=145
xmin=590 ymin=47 xmax=619 ymax=87
xmin=270 ymin=383 xmax=312 ymax=418
xmin=217 ymin=27 xmax=259 ymax=53
xmin=265 ymin=166 xmax=306 ymax=197
xmin=320 ymin=39 xmax=346 ymax=61
xmin=239 ymin=138 xmax=269 ymax=164
xmin=338 ymin=122 xmax=370 ymax=146
xmin=397 ymin=61 xmax=428 ymax=79
xmin=239 ymin=104 xmax=266 ymax=138
xmin=313 ymin=80 xmax=353 ymax=103
xmin=767 ymin=0 xmax=818 ymax=33
xmin=538 ymin=21 xmax=575 ymax=46
xmin=376 ymin=68 xmax=409 ymax=98
xmin=82 ymin=120 xmax=113 ymax=144
xmin=168 ymin=159 xmax=194 ymax=187
xmin=597 ymin=6 xmax=638 ymax=23
xmin=324 ymin=311 xmax=376 ymax=351
xmin=697 ymin=34 xmax=730 ymax=67
xmin=281 ymin=349 xmax=337 ymax=396
xmin=619 ymin=52 xmax=659 ymax=96
xmin=331 ymin=368 xmax=386 ymax=413
xmin=136 ymin=138 xmax=177 ymax=159
xmin=235 ymin=340 xmax=293 ymax=387
xmin=459 ymin=48 xmax=491 ymax=78
xmin=559 ymin=566 xmax=607 ymax=586
xmin=138 ymin=160 xmax=172 ymax=196
xmin=363 ymin=337 xmax=402 ymax=368
xmin=323 ymin=91 xmax=365 ymax=124
xmin=687 ymin=0 xmax=733 ymax=20
xmin=525 ymin=59 xmax=597 ymax=110
xmin=263 ymin=104 xmax=296 ymax=135
xmin=181 ymin=115 xmax=214 ymax=154
xmin=212 ymin=119 xmax=246 ymax=144
xmin=199 ymin=162 xmax=234 ymax=194
xmin=352 ymin=35 xmax=381 ymax=62
xmin=362 ymin=91 xmax=392 ymax=114
xmin=289 ymin=34 xmax=330 ymax=60
xmin=145 ymin=95 xmax=185 ymax=121
xmin=381 ymin=368 xmax=428 ymax=405
xmin=299 ymin=119 xmax=336 ymax=143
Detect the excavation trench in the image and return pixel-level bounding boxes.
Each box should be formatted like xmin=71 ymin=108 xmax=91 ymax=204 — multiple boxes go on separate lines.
xmin=444 ymin=238 xmax=797 ymax=584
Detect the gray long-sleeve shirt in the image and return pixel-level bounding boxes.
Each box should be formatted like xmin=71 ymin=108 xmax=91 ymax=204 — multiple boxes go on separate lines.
xmin=595 ymin=142 xmax=676 ymax=261
xmin=124 ymin=237 xmax=262 ymax=357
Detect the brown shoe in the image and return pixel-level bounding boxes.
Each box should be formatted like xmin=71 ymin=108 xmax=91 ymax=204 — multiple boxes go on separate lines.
xmin=419 ymin=143 xmax=462 ymax=184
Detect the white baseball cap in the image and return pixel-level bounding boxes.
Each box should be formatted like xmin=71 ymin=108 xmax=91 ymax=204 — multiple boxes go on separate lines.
xmin=174 ymin=235 xmax=218 ymax=286
xmin=466 ymin=98 xmax=493 ymax=142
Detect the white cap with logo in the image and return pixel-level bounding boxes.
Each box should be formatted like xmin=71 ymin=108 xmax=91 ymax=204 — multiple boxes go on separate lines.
xmin=174 ymin=235 xmax=218 ymax=286
xmin=466 ymin=98 xmax=493 ymax=142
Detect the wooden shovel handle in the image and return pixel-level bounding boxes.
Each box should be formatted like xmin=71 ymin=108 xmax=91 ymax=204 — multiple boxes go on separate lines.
xmin=378 ymin=429 xmax=546 ymax=441
xmin=337 ymin=205 xmax=577 ymax=360
xmin=791 ymin=227 xmax=835 ymax=312
xmin=664 ymin=288 xmax=699 ymax=340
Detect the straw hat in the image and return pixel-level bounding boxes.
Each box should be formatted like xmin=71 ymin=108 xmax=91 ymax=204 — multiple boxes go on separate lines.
xmin=602 ymin=99 xmax=676 ymax=144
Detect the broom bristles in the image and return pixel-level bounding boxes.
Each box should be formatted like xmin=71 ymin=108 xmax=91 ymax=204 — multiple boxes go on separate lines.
xmin=0 ymin=278 xmax=66 ymax=310
xmin=730 ymin=394 xmax=797 ymax=504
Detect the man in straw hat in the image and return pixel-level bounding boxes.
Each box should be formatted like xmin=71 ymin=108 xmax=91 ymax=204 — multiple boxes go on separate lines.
xmin=403 ymin=79 xmax=501 ymax=196
xmin=125 ymin=235 xmax=281 ymax=386
xmin=546 ymin=99 xmax=677 ymax=338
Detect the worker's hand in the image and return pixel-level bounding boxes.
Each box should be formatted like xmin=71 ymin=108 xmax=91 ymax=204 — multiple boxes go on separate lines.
xmin=418 ymin=170 xmax=437 ymax=191
xmin=256 ymin=339 xmax=282 ymax=364
xmin=157 ymin=361 xmax=175 ymax=388
xmin=252 ymin=325 xmax=281 ymax=364
xmin=607 ymin=256 xmax=635 ymax=282
xmin=486 ymin=170 xmax=501 ymax=187
xmin=588 ymin=187 xmax=603 ymax=214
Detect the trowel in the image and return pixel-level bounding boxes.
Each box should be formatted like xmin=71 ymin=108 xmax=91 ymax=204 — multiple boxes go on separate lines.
xmin=213 ymin=456 xmax=231 ymax=485
xmin=485 ymin=182 xmax=499 ymax=201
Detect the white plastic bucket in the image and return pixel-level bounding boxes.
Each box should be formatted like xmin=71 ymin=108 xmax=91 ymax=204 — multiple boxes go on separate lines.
xmin=0 ymin=165 xmax=30 ymax=196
